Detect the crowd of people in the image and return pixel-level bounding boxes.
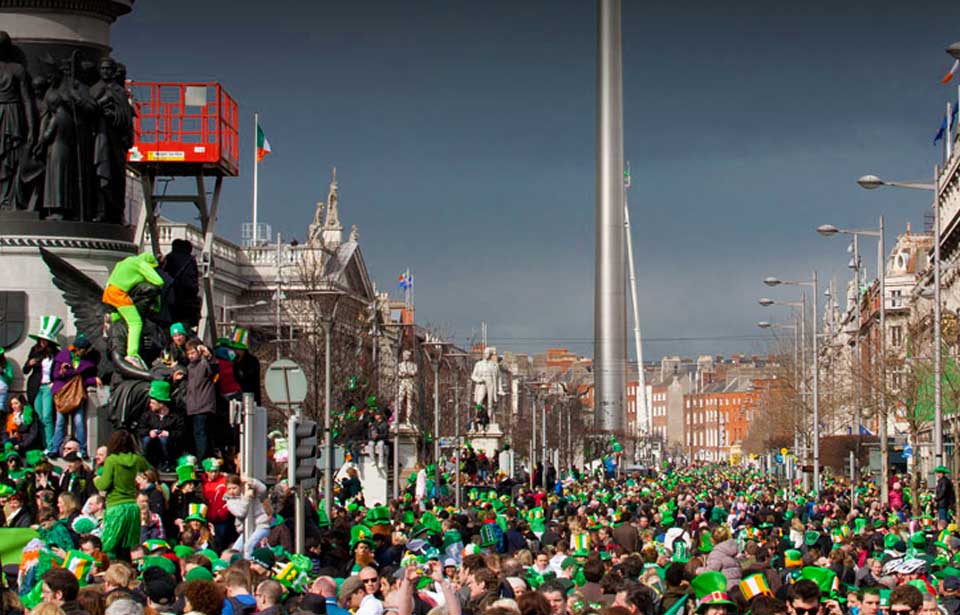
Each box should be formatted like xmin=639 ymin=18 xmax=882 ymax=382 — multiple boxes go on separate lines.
xmin=2 ymin=314 xmax=261 ymax=471
xmin=0 ymin=435 xmax=959 ymax=615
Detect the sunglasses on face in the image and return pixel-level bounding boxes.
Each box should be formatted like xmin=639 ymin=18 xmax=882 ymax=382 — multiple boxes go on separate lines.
xmin=794 ymin=607 xmax=820 ymax=615
xmin=890 ymin=610 xmax=915 ymax=615
xmin=362 ymin=578 xmax=379 ymax=584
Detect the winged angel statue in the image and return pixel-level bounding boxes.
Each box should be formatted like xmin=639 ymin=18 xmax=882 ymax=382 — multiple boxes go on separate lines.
xmin=40 ymin=248 xmax=176 ymax=430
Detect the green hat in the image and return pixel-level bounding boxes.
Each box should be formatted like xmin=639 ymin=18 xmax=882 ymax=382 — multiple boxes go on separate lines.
xmin=350 ymin=524 xmax=376 ymax=549
xmin=884 ymin=534 xmax=901 ymax=549
xmin=799 ymin=567 xmax=839 ymax=601
xmin=936 ymin=465 xmax=951 ymax=473
xmin=177 ymin=454 xmax=198 ymax=468
xmin=804 ymin=530 xmax=821 ymax=547
xmin=229 ymin=327 xmax=249 ymax=350
xmin=170 ymin=322 xmax=187 ymax=337
xmin=185 ymin=503 xmax=208 ymax=523
xmin=173 ymin=545 xmax=195 ymax=560
xmin=910 ymin=533 xmax=927 ymax=547
xmin=690 ymin=571 xmax=737 ymax=613
xmin=402 ymin=510 xmax=416 ymax=526
xmin=142 ymin=539 xmax=170 ymax=552
xmin=202 ymin=457 xmax=222 ymax=472
xmin=365 ymin=505 xmax=391 ymax=526
xmin=419 ymin=511 xmax=442 ymax=536
xmin=479 ymin=524 xmax=500 ymax=548
xmin=184 ymin=566 xmax=214 ymax=582
xmin=176 ymin=464 xmax=198 ymax=486
xmin=785 ymin=549 xmax=803 ymax=568
xmin=141 ymin=556 xmax=177 ymax=576
xmin=212 ymin=558 xmax=229 ymax=572
xmin=29 ymin=315 xmax=63 ymax=344
xmin=24 ymin=450 xmax=46 ymax=467
xmin=148 ymin=380 xmax=171 ymax=403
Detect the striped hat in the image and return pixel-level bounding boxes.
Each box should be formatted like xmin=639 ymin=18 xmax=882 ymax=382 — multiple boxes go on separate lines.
xmin=785 ymin=549 xmax=803 ymax=568
xmin=572 ymin=533 xmax=591 ymax=556
xmin=229 ymin=327 xmax=249 ymax=350
xmin=185 ymin=503 xmax=208 ymax=523
xmin=29 ymin=315 xmax=63 ymax=344
xmin=740 ymin=573 xmax=773 ymax=601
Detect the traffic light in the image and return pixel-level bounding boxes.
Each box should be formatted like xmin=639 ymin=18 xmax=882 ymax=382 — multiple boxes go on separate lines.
xmin=288 ymin=416 xmax=319 ymax=490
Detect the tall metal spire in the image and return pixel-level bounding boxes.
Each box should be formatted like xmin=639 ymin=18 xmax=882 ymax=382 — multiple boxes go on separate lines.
xmin=594 ymin=0 xmax=626 ymax=433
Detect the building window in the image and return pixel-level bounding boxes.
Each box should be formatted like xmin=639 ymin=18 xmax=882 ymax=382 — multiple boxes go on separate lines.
xmin=891 ymin=289 xmax=902 ymax=308
xmin=891 ymin=325 xmax=902 ymax=348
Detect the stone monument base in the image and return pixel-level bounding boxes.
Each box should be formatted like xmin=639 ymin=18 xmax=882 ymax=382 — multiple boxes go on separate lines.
xmin=468 ymin=422 xmax=504 ymax=459
xmin=393 ymin=423 xmax=420 ymax=487
xmin=0 ymin=217 xmax=137 ymax=387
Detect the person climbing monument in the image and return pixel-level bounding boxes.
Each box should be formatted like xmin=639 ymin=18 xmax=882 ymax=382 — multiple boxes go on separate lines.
xmin=102 ymin=251 xmax=164 ymax=368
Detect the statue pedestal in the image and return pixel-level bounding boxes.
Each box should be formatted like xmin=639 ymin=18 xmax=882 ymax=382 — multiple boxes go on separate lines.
xmin=468 ymin=422 xmax=504 ymax=459
xmin=393 ymin=423 xmax=420 ymax=487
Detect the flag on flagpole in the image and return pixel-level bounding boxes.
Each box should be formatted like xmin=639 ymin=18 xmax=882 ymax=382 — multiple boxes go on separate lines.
xmin=256 ymin=120 xmax=272 ymax=162
xmin=398 ymin=271 xmax=414 ymax=290
xmin=623 ymin=162 xmax=632 ymax=189
xmin=943 ymin=59 xmax=959 ymax=84
xmin=934 ymin=104 xmax=958 ymax=144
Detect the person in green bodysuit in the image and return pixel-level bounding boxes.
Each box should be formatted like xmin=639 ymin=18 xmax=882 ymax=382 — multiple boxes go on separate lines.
xmin=101 ymin=252 xmax=164 ymax=367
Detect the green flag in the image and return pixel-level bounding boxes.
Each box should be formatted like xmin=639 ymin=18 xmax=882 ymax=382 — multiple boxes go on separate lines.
xmin=0 ymin=527 xmax=40 ymax=564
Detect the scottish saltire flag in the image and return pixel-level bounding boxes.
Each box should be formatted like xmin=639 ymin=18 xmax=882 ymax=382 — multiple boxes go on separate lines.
xmin=933 ymin=104 xmax=958 ymax=144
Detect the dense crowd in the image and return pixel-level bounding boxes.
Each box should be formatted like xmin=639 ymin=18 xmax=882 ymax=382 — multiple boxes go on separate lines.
xmin=0 ymin=442 xmax=959 ymax=615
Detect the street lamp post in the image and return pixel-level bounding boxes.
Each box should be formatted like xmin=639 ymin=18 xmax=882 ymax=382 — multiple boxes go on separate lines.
xmin=858 ymin=173 xmax=942 ymax=472
xmin=818 ymin=217 xmax=886 ymax=498
xmin=423 ymin=338 xmax=449 ymax=496
xmin=307 ymin=289 xmax=345 ymax=520
xmin=759 ymin=297 xmax=806 ymax=486
xmin=764 ymin=273 xmax=821 ymax=492
xmin=758 ymin=318 xmax=800 ymax=481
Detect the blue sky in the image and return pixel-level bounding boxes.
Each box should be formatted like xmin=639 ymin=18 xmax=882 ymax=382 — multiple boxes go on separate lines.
xmin=112 ymin=0 xmax=960 ymax=360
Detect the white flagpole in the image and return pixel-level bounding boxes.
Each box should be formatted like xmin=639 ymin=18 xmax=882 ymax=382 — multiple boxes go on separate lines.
xmin=948 ymin=102 xmax=953 ymax=161
xmin=253 ymin=112 xmax=259 ymax=245
xmin=623 ymin=164 xmax=647 ymax=439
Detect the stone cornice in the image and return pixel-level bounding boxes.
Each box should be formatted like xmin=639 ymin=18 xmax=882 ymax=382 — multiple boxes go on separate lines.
xmin=0 ymin=235 xmax=136 ymax=253
xmin=0 ymin=0 xmax=132 ymax=19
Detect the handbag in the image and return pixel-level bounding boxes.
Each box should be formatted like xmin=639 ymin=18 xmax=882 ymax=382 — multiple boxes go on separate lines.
xmin=54 ymin=375 xmax=87 ymax=414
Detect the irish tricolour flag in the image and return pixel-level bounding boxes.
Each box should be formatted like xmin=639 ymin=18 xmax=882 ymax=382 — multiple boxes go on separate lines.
xmin=256 ymin=120 xmax=272 ymax=162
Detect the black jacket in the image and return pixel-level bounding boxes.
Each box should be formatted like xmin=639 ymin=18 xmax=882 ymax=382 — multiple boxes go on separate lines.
xmin=937 ymin=476 xmax=956 ymax=509
xmin=23 ymin=344 xmax=56 ymax=406
xmin=234 ymin=352 xmax=261 ymax=405
xmin=137 ymin=409 xmax=185 ymax=443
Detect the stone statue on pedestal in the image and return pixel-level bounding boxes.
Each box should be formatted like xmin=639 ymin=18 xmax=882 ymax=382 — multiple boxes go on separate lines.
xmin=0 ymin=31 xmax=133 ymax=224
xmin=90 ymin=57 xmax=133 ymax=223
xmin=0 ymin=31 xmax=37 ymax=211
xmin=471 ymin=347 xmax=503 ymax=431
xmin=396 ymin=350 xmax=417 ymax=427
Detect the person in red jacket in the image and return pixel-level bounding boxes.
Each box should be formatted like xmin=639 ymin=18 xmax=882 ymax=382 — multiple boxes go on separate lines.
xmin=214 ymin=339 xmax=242 ymax=402
xmin=202 ymin=457 xmax=234 ymax=551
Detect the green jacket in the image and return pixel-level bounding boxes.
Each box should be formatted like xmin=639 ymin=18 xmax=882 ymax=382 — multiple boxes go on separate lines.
xmin=93 ymin=452 xmax=151 ymax=507
xmin=106 ymin=253 xmax=163 ymax=292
